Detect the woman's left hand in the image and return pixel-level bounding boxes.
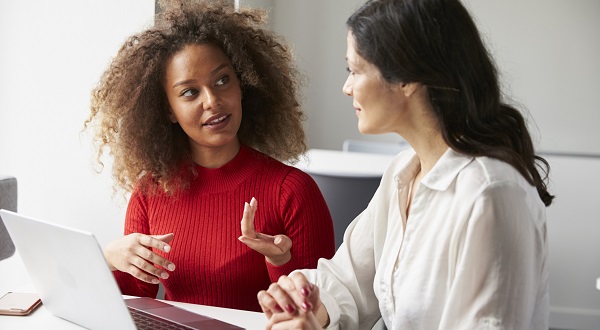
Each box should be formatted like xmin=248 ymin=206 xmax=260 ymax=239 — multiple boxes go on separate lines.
xmin=238 ymin=197 xmax=293 ymax=265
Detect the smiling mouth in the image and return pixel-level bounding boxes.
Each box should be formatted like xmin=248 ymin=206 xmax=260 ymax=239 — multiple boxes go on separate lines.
xmin=203 ymin=114 xmax=230 ymax=126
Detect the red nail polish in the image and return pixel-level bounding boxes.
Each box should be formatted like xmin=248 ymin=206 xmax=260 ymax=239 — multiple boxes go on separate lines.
xmin=301 ymin=287 xmax=310 ymax=296
xmin=302 ymin=301 xmax=312 ymax=311
xmin=286 ymin=304 xmax=295 ymax=313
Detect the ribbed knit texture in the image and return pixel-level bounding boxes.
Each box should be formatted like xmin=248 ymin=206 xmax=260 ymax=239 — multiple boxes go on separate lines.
xmin=113 ymin=145 xmax=335 ymax=312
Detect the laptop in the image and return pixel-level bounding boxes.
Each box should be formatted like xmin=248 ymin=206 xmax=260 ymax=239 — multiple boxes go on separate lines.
xmin=0 ymin=209 xmax=244 ymax=330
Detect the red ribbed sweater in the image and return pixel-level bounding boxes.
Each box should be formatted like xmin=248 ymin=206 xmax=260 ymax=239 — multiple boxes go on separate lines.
xmin=114 ymin=145 xmax=335 ymax=312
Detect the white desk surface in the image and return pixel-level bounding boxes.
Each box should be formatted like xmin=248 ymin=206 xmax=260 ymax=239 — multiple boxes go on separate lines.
xmin=0 ymin=252 xmax=267 ymax=330
xmin=295 ymin=149 xmax=396 ymax=178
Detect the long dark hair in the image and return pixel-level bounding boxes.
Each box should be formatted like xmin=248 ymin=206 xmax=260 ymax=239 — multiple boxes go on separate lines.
xmin=347 ymin=0 xmax=554 ymax=206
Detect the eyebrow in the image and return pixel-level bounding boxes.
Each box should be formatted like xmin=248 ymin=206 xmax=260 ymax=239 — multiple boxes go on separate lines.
xmin=171 ymin=63 xmax=230 ymax=89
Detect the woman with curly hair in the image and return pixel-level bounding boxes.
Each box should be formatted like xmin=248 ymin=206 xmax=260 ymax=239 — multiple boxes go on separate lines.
xmin=85 ymin=0 xmax=334 ymax=312
xmin=258 ymin=0 xmax=554 ymax=328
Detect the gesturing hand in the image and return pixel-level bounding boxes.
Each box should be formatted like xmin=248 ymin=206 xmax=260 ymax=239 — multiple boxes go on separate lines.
xmin=104 ymin=233 xmax=175 ymax=284
xmin=238 ymin=197 xmax=293 ymax=266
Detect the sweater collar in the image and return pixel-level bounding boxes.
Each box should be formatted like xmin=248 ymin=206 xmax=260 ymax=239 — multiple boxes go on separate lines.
xmin=190 ymin=144 xmax=263 ymax=192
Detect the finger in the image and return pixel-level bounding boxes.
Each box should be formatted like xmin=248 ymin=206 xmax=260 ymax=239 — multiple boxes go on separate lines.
xmin=238 ymin=234 xmax=276 ymax=253
xmin=289 ymin=272 xmax=312 ymax=296
xmin=267 ymin=280 xmax=299 ymax=315
xmin=129 ymin=251 xmax=170 ymax=279
xmin=240 ymin=198 xmax=258 ymax=238
xmin=124 ymin=255 xmax=163 ymax=284
xmin=154 ymin=233 xmax=175 ymax=245
xmin=257 ymin=290 xmax=284 ymax=319
xmin=138 ymin=233 xmax=173 ymax=253
xmin=240 ymin=232 xmax=289 ymax=253
xmin=133 ymin=244 xmax=175 ymax=273
xmin=136 ymin=235 xmax=176 ymax=271
xmin=273 ymin=234 xmax=292 ymax=252
xmin=288 ymin=273 xmax=317 ymax=311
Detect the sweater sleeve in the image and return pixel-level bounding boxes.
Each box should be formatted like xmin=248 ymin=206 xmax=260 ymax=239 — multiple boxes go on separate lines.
xmin=265 ymin=168 xmax=336 ymax=281
xmin=113 ymin=188 xmax=160 ymax=298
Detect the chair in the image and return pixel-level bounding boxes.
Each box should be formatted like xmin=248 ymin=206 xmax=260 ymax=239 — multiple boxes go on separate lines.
xmin=298 ymin=140 xmax=410 ymax=248
xmin=0 ymin=175 xmax=17 ymax=260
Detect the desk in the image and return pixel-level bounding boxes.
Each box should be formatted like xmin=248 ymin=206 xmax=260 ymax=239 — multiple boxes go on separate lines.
xmin=295 ymin=149 xmax=395 ymax=248
xmin=0 ymin=252 xmax=267 ymax=330
xmin=295 ymin=149 xmax=395 ymax=178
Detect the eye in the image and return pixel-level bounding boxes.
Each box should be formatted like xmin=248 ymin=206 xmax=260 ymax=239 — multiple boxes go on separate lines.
xmin=181 ymin=89 xmax=198 ymax=97
xmin=216 ymin=75 xmax=230 ymax=86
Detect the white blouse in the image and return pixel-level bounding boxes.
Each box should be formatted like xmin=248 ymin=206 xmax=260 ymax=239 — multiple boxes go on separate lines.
xmin=301 ymin=148 xmax=548 ymax=329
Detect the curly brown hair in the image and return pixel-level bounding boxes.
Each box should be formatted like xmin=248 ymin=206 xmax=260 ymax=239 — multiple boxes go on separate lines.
xmin=85 ymin=0 xmax=306 ymax=194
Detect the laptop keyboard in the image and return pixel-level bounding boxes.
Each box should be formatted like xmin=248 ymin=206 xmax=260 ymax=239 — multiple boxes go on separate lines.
xmin=128 ymin=307 xmax=193 ymax=330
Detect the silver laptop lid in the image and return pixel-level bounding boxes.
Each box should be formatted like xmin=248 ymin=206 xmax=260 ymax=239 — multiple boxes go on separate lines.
xmin=0 ymin=209 xmax=136 ymax=329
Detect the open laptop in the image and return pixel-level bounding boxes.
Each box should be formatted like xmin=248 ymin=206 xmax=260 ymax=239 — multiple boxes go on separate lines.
xmin=0 ymin=209 xmax=244 ymax=330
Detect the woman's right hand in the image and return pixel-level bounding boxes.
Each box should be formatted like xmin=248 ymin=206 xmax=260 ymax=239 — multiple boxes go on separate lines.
xmin=258 ymin=273 xmax=329 ymax=329
xmin=104 ymin=233 xmax=175 ymax=284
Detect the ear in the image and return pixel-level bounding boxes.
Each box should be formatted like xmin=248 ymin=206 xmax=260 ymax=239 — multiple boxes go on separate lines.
xmin=167 ymin=107 xmax=178 ymax=123
xmin=400 ymin=82 xmax=420 ymax=98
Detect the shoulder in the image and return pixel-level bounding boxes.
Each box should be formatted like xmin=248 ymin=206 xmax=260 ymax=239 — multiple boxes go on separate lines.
xmin=246 ymin=146 xmax=314 ymax=181
xmin=459 ymin=156 xmax=546 ymax=224
xmin=462 ymin=156 xmax=531 ymax=191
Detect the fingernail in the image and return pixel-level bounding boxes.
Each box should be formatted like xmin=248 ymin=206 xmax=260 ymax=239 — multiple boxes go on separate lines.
xmin=167 ymin=264 xmax=175 ymax=271
xmin=161 ymin=272 xmax=169 ymax=279
xmin=151 ymin=278 xmax=160 ymax=284
xmin=300 ymin=286 xmax=310 ymax=297
xmin=164 ymin=245 xmax=171 ymax=252
xmin=302 ymin=301 xmax=312 ymax=311
xmin=285 ymin=304 xmax=295 ymax=313
xmin=274 ymin=237 xmax=283 ymax=245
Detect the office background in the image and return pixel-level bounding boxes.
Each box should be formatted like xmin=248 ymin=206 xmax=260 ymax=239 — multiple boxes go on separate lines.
xmin=1 ymin=0 xmax=599 ymax=328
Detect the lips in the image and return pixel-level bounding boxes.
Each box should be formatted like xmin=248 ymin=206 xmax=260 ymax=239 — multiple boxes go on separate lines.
xmin=202 ymin=114 xmax=230 ymax=126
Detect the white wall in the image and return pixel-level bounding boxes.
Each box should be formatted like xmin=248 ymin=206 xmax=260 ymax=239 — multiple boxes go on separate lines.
xmin=544 ymin=154 xmax=600 ymax=329
xmin=0 ymin=0 xmax=155 ymax=247
xmin=462 ymin=0 xmax=600 ymax=156
xmin=271 ymin=0 xmax=400 ymax=150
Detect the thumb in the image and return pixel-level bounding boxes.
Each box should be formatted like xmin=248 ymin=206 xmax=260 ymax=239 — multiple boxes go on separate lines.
xmin=273 ymin=234 xmax=292 ymax=253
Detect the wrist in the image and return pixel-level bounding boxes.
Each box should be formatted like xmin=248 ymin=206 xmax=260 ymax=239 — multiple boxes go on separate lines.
xmin=265 ymin=251 xmax=291 ymax=266
xmin=315 ymin=302 xmax=330 ymax=328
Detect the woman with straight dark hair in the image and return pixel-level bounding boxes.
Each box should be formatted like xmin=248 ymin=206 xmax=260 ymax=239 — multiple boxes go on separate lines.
xmin=256 ymin=0 xmax=553 ymax=328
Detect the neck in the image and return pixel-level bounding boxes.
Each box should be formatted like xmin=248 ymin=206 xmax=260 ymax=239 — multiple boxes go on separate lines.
xmin=397 ymin=108 xmax=448 ymax=176
xmin=413 ymin=135 xmax=448 ymax=175
xmin=190 ymin=139 xmax=241 ymax=168
xmin=397 ymin=93 xmax=448 ymax=175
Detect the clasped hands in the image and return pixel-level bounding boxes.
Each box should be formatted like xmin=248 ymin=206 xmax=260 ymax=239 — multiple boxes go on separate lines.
xmin=103 ymin=197 xmax=293 ymax=284
xmin=258 ymin=273 xmax=326 ymax=329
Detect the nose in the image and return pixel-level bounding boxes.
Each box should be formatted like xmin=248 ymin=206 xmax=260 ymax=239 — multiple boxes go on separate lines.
xmin=342 ymin=74 xmax=353 ymax=96
xmin=202 ymin=88 xmax=221 ymax=110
